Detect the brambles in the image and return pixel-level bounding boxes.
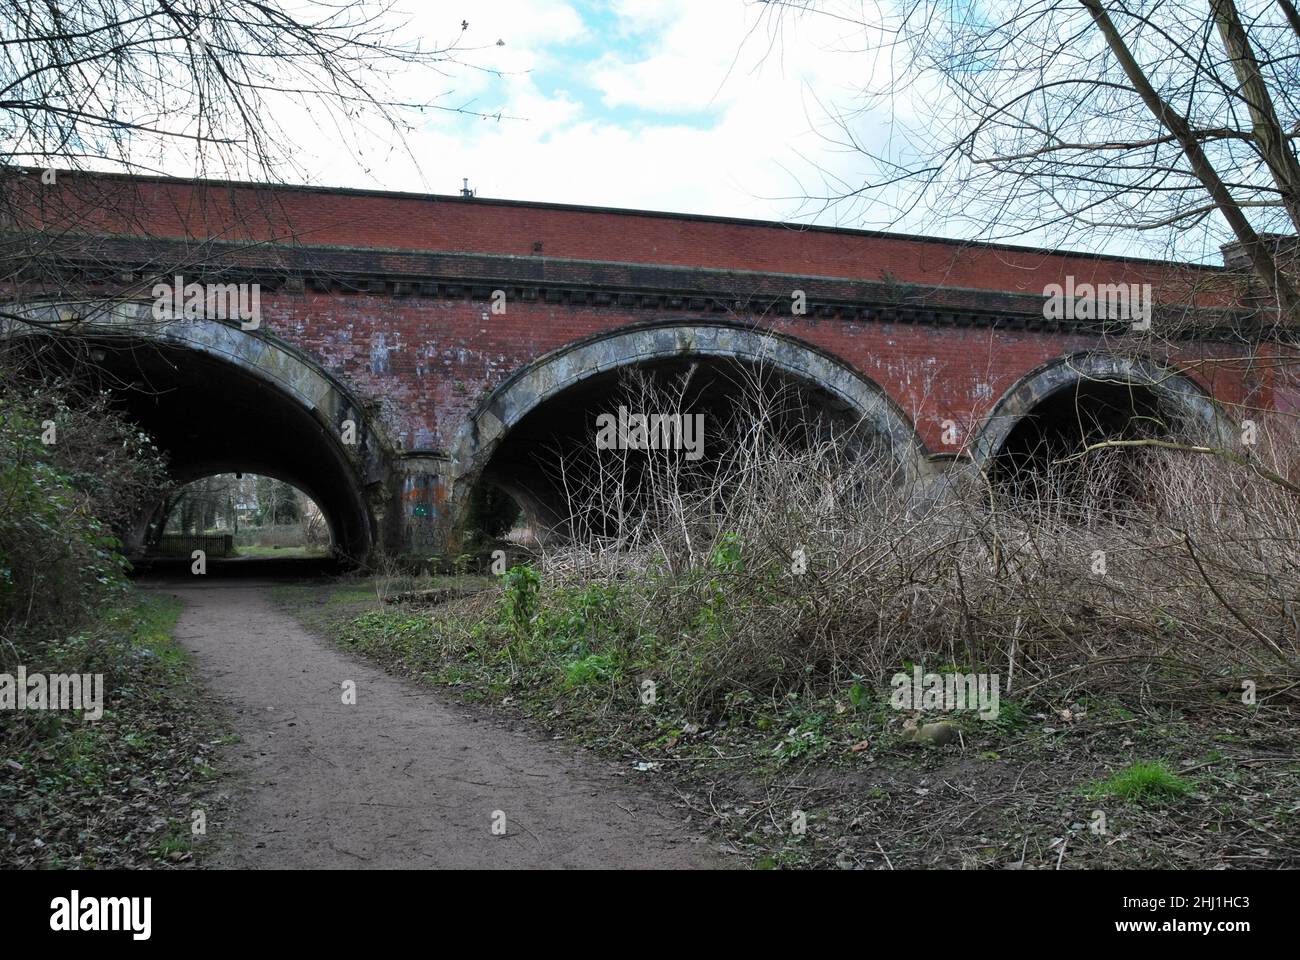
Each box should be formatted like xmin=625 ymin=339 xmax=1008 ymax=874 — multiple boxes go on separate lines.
xmin=286 ymin=368 xmax=1300 ymax=867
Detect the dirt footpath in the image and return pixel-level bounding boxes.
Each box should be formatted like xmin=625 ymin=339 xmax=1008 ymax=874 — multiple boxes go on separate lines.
xmin=161 ymin=582 xmax=723 ymax=869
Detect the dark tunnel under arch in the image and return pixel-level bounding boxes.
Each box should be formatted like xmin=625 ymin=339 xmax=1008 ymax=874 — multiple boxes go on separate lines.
xmin=970 ymin=352 xmax=1234 ymax=491
xmin=2 ymin=315 xmax=386 ymax=562
xmin=449 ymin=323 xmax=933 ymax=537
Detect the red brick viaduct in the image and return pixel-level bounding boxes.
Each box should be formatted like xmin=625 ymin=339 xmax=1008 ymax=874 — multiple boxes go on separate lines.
xmin=3 ymin=171 xmax=1293 ymax=560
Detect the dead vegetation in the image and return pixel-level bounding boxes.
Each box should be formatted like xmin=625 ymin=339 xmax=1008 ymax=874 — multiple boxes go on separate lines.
xmin=526 ymin=369 xmax=1299 ymax=717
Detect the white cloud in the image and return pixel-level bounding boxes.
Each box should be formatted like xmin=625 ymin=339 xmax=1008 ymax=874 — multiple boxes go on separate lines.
xmin=126 ymin=0 xmax=927 ymax=230
xmin=363 ymin=0 xmax=900 ymax=224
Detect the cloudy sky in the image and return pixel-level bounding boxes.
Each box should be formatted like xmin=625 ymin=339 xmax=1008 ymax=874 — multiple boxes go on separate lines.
xmin=277 ymin=0 xmax=899 ymax=229
xmin=99 ymin=0 xmax=1226 ymax=261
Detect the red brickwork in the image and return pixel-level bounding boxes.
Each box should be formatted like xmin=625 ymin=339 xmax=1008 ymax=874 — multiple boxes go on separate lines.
xmin=17 ymin=171 xmax=1274 ymax=455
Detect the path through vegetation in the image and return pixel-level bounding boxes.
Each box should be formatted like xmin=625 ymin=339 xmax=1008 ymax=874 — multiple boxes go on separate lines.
xmin=161 ymin=581 xmax=721 ymax=869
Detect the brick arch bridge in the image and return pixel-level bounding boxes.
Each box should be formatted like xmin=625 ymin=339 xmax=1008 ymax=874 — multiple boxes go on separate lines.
xmin=4 ymin=171 xmax=1293 ymax=559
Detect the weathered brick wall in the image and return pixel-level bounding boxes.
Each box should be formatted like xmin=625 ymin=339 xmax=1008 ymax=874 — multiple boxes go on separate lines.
xmin=17 ymin=169 xmax=1271 ymax=456
xmin=260 ymin=291 xmax=1257 ymax=456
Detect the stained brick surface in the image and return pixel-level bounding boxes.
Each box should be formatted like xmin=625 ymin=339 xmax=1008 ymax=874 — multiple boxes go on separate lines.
xmin=19 ymin=171 xmax=1283 ymax=454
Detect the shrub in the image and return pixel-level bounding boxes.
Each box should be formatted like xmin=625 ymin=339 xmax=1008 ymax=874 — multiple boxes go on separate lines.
xmin=0 ymin=358 xmax=168 ymax=648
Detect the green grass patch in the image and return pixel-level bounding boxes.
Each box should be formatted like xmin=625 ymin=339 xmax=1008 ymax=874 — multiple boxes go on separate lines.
xmin=1084 ymin=761 xmax=1194 ymax=804
xmin=235 ymin=544 xmax=328 ymax=559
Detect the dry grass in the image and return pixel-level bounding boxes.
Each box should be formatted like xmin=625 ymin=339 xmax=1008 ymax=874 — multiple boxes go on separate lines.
xmin=522 ymin=368 xmax=1300 ymax=717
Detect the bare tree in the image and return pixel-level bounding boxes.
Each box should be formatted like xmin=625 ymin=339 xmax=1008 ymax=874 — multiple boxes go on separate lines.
xmin=0 ymin=1 xmax=503 ymax=332
xmin=761 ymin=0 xmax=1300 ymax=325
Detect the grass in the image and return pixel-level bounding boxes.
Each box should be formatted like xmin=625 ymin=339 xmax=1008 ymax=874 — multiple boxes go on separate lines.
xmin=235 ymin=544 xmax=328 ymax=559
xmin=132 ymin=590 xmax=186 ymax=661
xmin=282 ymin=578 xmax=930 ymax=746
xmin=1085 ymin=761 xmax=1195 ymax=804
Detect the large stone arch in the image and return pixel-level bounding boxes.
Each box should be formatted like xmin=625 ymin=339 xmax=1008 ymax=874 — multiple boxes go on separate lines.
xmin=970 ymin=351 xmax=1234 ymax=473
xmin=1 ymin=302 xmax=391 ymax=561
xmin=449 ymin=321 xmax=931 ymax=529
